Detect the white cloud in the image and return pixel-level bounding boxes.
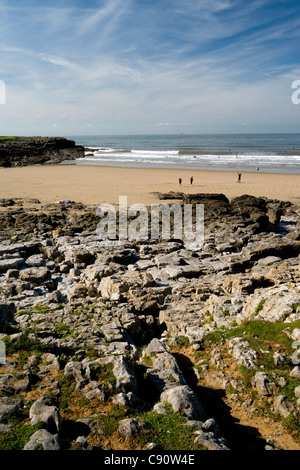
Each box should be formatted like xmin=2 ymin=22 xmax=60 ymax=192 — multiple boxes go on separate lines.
xmin=1 ymin=0 xmax=300 ymax=135
xmin=77 ymin=0 xmax=129 ymax=36
xmin=39 ymin=53 xmax=80 ymax=70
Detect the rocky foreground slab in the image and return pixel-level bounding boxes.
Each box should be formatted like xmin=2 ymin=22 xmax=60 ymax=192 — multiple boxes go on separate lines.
xmin=0 ymin=193 xmax=299 ymax=451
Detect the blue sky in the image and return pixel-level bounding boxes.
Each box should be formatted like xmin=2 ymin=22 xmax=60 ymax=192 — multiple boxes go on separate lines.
xmin=1 ymin=0 xmax=300 ymax=135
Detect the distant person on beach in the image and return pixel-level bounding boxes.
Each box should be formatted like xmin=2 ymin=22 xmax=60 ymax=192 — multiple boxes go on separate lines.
xmin=256 ymin=167 xmax=259 ymax=172
xmin=179 ymin=177 xmax=182 ymax=185
xmin=237 ymin=173 xmax=242 ymax=182
xmin=190 ymin=176 xmax=193 ymax=185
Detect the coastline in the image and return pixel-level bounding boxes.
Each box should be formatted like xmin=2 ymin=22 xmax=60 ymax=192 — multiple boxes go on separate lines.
xmin=1 ymin=162 xmax=300 ymax=451
xmin=0 ymin=164 xmax=299 ymax=207
xmin=71 ymin=133 xmax=300 ymax=176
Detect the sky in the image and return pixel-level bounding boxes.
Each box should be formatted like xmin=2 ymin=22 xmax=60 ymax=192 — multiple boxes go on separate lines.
xmin=1 ymin=0 xmax=300 ymax=136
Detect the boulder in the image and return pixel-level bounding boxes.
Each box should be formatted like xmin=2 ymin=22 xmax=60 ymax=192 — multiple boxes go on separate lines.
xmin=194 ymin=429 xmax=230 ymax=451
xmin=98 ymin=248 xmax=138 ymax=265
xmin=29 ymin=396 xmax=61 ymax=433
xmin=273 ymin=351 xmax=287 ymax=367
xmin=160 ymin=385 xmax=207 ymax=421
xmin=141 ymin=338 xmax=186 ymax=393
xmin=252 ymin=372 xmax=276 ymax=396
xmin=65 ymin=247 xmax=95 ymax=266
xmin=273 ymin=395 xmax=294 ymax=418
xmin=0 ymin=397 xmax=23 ymax=422
xmin=227 ymin=337 xmax=257 ymax=369
xmin=290 ymin=366 xmax=300 ymax=380
xmin=183 ymin=193 xmax=229 ymax=204
xmin=64 ymin=361 xmax=84 ymax=383
xmin=112 ymin=355 xmax=138 ymax=394
xmin=85 ymin=262 xmax=114 ymax=281
xmin=0 ymin=370 xmax=31 ymax=392
xmin=101 ymin=321 xmax=126 ymax=342
xmin=83 ymin=381 xmax=105 ymax=401
xmin=267 ymin=203 xmax=283 ymax=225
xmin=118 ymin=417 xmax=149 ymax=438
xmin=112 ymin=392 xmax=140 ymax=408
xmin=0 ymin=258 xmax=24 ymax=273
xmin=23 ymin=429 xmax=61 ymax=450
xmin=291 ymin=329 xmax=300 ymax=341
xmin=26 ymin=254 xmax=45 ymax=267
xmin=99 ymin=275 xmax=129 ymax=300
xmin=19 ymin=266 xmax=50 ymax=283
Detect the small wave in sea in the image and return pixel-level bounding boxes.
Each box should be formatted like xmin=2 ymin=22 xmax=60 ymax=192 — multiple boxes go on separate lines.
xmin=70 ymin=134 xmax=300 ymax=174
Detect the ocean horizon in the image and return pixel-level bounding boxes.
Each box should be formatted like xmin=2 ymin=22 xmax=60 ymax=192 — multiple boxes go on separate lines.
xmin=66 ymin=133 xmax=300 ymax=174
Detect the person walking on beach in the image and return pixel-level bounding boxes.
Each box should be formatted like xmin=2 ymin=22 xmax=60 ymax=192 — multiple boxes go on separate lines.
xmin=179 ymin=177 xmax=182 ymax=186
xmin=190 ymin=176 xmax=193 ymax=185
xmin=237 ymin=173 xmax=242 ymax=183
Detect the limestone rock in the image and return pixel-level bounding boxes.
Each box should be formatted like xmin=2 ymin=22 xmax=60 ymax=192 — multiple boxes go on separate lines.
xmin=112 ymin=355 xmax=138 ymax=394
xmin=252 ymin=372 xmax=276 ymax=396
xmin=0 ymin=397 xmax=23 ymax=422
xmin=99 ymin=275 xmax=129 ymax=300
xmin=227 ymin=337 xmax=257 ymax=369
xmin=23 ymin=429 xmax=61 ymax=450
xmin=29 ymin=396 xmax=61 ymax=433
xmin=0 ymin=258 xmax=24 ymax=273
xmin=273 ymin=395 xmax=294 ymax=418
xmin=160 ymin=385 xmax=207 ymax=421
xmin=194 ymin=429 xmax=230 ymax=450
xmin=140 ymin=338 xmax=186 ymax=392
xmin=118 ymin=417 xmax=149 ymax=438
xmin=26 ymin=254 xmax=45 ymax=267
xmin=19 ymin=266 xmax=50 ymax=283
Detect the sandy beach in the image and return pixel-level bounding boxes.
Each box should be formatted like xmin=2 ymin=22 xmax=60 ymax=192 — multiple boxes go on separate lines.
xmin=0 ymin=164 xmax=299 ymax=207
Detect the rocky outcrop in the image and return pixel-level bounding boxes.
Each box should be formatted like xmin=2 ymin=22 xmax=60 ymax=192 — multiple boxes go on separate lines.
xmin=0 ymin=137 xmax=84 ymax=167
xmin=0 ymin=194 xmax=300 ymax=451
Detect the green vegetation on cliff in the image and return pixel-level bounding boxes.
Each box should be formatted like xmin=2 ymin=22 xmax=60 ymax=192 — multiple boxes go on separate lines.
xmin=0 ymin=136 xmax=19 ymax=142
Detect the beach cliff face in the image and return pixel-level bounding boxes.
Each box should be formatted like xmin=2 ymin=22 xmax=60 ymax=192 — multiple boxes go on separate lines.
xmin=0 ymin=137 xmax=84 ymax=167
xmin=0 ymin=193 xmax=300 ymax=451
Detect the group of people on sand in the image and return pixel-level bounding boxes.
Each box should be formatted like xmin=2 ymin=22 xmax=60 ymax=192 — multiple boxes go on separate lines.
xmin=178 ymin=167 xmax=260 ymax=186
xmin=179 ymin=174 xmax=246 ymax=185
xmin=178 ymin=176 xmax=193 ymax=186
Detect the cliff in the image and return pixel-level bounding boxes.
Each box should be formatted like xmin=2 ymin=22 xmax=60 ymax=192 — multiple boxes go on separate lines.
xmin=0 ymin=136 xmax=84 ymax=167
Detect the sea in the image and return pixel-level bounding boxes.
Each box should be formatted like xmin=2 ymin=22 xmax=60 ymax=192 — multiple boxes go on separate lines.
xmin=66 ymin=134 xmax=300 ymax=174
